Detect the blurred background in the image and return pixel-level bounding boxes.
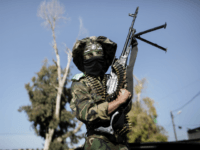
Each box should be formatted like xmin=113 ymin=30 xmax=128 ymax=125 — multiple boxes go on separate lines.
xmin=0 ymin=0 xmax=200 ymax=149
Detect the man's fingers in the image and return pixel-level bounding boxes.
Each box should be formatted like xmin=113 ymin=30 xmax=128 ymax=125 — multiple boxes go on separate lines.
xmin=119 ymin=89 xmax=131 ymax=99
xmin=121 ymin=89 xmax=125 ymax=95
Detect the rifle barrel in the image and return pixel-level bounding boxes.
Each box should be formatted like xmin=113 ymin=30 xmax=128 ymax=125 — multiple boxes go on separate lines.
xmin=121 ymin=7 xmax=139 ymax=57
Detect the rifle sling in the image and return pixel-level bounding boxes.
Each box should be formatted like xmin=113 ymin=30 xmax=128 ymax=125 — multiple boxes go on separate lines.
xmin=125 ymin=40 xmax=138 ymax=111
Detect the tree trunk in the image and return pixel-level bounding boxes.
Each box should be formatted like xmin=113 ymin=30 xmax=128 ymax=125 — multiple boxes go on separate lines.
xmin=44 ymin=128 xmax=55 ymax=150
xmin=43 ymin=85 xmax=63 ymax=150
xmin=55 ymin=87 xmax=62 ymax=119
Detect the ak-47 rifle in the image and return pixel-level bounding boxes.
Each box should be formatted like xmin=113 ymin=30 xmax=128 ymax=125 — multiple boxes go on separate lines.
xmin=94 ymin=6 xmax=167 ymax=135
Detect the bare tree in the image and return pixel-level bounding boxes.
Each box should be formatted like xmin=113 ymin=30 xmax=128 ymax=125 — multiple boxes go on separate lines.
xmin=37 ymin=0 xmax=87 ymax=149
xmin=133 ymin=75 xmax=146 ymax=103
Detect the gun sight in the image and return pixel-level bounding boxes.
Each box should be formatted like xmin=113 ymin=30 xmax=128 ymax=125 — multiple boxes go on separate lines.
xmin=129 ymin=13 xmax=135 ymax=17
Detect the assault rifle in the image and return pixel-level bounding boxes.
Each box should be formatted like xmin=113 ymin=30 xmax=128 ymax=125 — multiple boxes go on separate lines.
xmin=94 ymin=6 xmax=167 ymax=135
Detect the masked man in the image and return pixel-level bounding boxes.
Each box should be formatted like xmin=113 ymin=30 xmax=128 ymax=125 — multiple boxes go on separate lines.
xmin=70 ymin=36 xmax=132 ymax=150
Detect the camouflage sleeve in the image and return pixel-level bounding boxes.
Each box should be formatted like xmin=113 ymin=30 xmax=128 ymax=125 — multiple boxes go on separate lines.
xmin=70 ymin=81 xmax=110 ymax=125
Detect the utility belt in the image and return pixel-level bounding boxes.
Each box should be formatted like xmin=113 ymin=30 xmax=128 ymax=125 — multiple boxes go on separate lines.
xmin=86 ymin=130 xmax=126 ymax=144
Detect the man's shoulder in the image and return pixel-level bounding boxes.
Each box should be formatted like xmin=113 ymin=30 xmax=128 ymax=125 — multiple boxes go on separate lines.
xmin=71 ymin=73 xmax=86 ymax=82
xmin=71 ymin=73 xmax=89 ymax=90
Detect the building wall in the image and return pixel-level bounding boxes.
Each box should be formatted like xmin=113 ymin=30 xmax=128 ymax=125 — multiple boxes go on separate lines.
xmin=188 ymin=130 xmax=200 ymax=140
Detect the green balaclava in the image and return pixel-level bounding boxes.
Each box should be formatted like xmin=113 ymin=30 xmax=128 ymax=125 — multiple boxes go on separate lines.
xmin=72 ymin=36 xmax=117 ymax=74
xmin=83 ymin=41 xmax=106 ymax=76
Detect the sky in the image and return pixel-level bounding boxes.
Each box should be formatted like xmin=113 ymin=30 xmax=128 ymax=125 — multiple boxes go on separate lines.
xmin=0 ymin=0 xmax=200 ymax=149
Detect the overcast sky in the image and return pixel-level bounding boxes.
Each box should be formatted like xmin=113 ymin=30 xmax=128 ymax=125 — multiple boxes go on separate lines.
xmin=1 ymin=0 xmax=200 ymax=149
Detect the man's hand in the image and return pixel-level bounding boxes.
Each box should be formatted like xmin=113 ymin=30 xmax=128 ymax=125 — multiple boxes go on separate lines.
xmin=116 ymin=89 xmax=131 ymax=105
xmin=108 ymin=89 xmax=131 ymax=115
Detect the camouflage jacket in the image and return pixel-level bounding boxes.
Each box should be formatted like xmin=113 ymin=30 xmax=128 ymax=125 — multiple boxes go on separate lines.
xmin=70 ymin=73 xmax=110 ymax=131
xmin=70 ymin=73 xmax=132 ymax=133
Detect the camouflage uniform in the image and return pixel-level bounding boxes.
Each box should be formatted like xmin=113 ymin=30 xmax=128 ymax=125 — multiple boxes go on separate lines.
xmin=70 ymin=36 xmax=130 ymax=150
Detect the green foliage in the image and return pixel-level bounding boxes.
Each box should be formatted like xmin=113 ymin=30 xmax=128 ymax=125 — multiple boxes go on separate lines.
xmin=18 ymin=59 xmax=82 ymax=149
xmin=49 ymin=139 xmax=68 ymax=150
xmin=127 ymin=78 xmax=168 ymax=143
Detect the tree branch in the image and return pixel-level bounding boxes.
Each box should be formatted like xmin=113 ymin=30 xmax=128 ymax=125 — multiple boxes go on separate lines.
xmin=62 ymin=47 xmax=72 ymax=85
xmin=62 ymin=121 xmax=83 ymax=139
xmin=133 ymin=74 xmax=139 ymax=83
